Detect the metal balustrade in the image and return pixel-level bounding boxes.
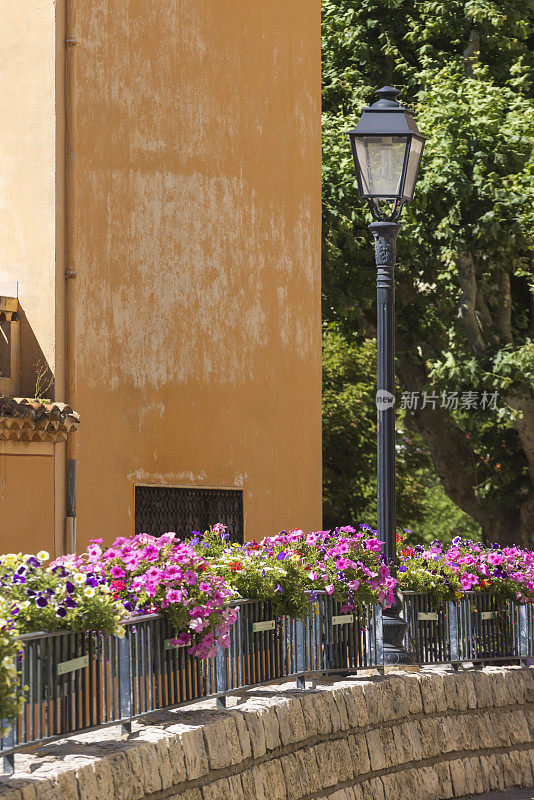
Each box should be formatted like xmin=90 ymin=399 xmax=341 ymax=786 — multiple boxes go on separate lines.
xmin=403 ymin=591 xmax=534 ymax=666
xmin=2 ymin=592 xmax=533 ymax=773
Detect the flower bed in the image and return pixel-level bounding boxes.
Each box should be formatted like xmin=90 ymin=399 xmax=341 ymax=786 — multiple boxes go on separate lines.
xmin=196 ymin=524 xmax=396 ymax=616
xmin=398 ymin=533 xmax=534 ymax=604
xmin=0 ymin=525 xmax=533 ymax=726
xmin=0 ymin=550 xmax=127 ymax=637
xmin=54 ymin=533 xmax=238 ymax=659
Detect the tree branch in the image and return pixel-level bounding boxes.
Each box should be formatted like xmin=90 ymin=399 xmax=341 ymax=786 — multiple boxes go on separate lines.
xmin=457 ymin=251 xmax=487 ymax=357
xmin=507 ymin=394 xmax=534 ymax=483
xmin=476 ymin=291 xmax=500 ymax=347
xmin=496 ymin=272 xmax=513 ymax=343
xmin=528 ymin=291 xmax=534 ymax=338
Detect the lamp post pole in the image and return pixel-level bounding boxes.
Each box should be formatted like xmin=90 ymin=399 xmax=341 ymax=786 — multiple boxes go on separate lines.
xmin=372 ymin=220 xmax=399 ymax=567
xmin=371 ymin=221 xmax=412 ymax=664
xmin=348 ymin=85 xmax=426 ymax=665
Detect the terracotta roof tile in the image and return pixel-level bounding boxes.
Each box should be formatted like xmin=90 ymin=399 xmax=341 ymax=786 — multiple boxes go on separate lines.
xmin=0 ymin=396 xmax=80 ymax=442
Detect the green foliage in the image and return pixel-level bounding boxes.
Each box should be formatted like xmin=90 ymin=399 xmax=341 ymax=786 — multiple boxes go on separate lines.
xmin=323 ymin=323 xmax=482 ymax=543
xmin=322 ymin=0 xmax=534 ymax=543
xmin=0 ymin=600 xmax=22 ymax=730
xmin=404 ymin=475 xmax=482 ymax=546
xmin=323 ymin=323 xmax=430 ymax=529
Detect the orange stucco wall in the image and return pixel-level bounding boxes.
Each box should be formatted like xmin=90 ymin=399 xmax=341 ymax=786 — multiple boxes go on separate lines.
xmin=71 ymin=1 xmax=322 ymax=547
xmin=0 ymin=448 xmax=55 ymax=555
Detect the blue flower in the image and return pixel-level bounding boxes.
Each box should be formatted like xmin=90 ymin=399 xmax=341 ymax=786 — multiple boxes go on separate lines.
xmin=85 ymin=577 xmax=98 ymax=588
xmin=398 ymin=566 xmax=407 ymax=573
xmin=275 ymin=584 xmax=283 ymax=593
xmin=36 ymin=596 xmax=48 ymax=608
xmin=65 ymin=581 xmax=75 ymax=594
xmin=276 ymin=552 xmax=287 ymax=562
xmin=26 ymin=557 xmax=40 ymax=568
xmin=56 ymin=606 xmax=67 ymax=618
xmin=65 ymin=597 xmax=77 ymax=609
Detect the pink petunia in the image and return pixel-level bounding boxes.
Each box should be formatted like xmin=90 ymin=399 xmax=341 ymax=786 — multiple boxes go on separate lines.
xmin=109 ymin=565 xmax=126 ymax=579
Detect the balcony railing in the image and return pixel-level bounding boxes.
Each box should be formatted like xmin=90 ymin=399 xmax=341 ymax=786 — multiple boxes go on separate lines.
xmin=2 ymin=592 xmax=532 ymax=773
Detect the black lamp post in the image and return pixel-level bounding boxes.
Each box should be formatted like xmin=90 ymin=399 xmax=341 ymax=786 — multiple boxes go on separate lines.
xmin=348 ymin=86 xmax=425 ymax=664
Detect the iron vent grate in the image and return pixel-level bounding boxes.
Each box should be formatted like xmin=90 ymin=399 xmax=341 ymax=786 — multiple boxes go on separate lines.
xmin=134 ymin=486 xmax=244 ymax=543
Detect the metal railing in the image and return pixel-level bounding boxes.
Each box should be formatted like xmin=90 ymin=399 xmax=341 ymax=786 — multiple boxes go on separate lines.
xmin=1 ymin=591 xmax=532 ymax=772
xmin=403 ymin=591 xmax=534 ymax=666
xmin=0 ymin=595 xmax=382 ymax=771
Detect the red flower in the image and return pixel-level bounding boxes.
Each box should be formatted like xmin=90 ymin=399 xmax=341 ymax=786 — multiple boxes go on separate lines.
xmin=229 ymin=561 xmax=243 ymax=572
xmin=401 ymin=547 xmax=415 ymax=559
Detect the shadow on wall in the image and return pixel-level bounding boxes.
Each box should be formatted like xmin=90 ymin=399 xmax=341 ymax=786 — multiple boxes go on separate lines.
xmin=18 ymin=303 xmax=54 ymax=399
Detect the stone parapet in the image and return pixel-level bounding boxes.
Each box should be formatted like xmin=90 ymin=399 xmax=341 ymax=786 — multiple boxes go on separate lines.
xmin=0 ymin=667 xmax=533 ymax=800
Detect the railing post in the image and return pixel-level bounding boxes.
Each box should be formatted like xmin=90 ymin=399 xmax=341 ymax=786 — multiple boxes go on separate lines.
xmin=295 ymin=618 xmax=305 ymax=690
xmin=447 ymin=600 xmax=459 ymax=669
xmin=215 ymin=642 xmax=227 ymax=709
xmin=118 ymin=634 xmax=132 ymax=735
xmin=518 ymin=603 xmax=529 ymax=667
xmin=374 ymin=604 xmax=384 ymax=674
xmin=2 ymin=724 xmax=15 ymax=775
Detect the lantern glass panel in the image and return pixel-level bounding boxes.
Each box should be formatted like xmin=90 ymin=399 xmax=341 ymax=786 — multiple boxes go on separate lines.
xmin=403 ymin=136 xmax=424 ymax=199
xmin=354 ymin=135 xmax=408 ymax=198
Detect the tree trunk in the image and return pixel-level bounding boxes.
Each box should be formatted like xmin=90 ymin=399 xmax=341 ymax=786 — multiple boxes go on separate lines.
xmin=403 ymin=401 xmax=530 ymax=548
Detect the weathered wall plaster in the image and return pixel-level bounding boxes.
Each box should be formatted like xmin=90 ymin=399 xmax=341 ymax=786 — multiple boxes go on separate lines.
xmin=0 ymin=0 xmax=322 ymax=552
xmin=72 ymin=0 xmax=322 ymax=547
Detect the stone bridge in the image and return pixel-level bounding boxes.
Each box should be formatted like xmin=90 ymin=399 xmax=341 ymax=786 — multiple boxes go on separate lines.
xmin=0 ymin=667 xmax=533 ymax=800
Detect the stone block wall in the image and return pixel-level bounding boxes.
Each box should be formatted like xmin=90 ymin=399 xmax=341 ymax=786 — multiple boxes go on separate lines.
xmin=0 ymin=667 xmax=533 ymax=800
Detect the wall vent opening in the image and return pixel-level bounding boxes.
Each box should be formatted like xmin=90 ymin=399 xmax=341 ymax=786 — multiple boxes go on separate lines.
xmin=134 ymin=485 xmax=244 ymax=543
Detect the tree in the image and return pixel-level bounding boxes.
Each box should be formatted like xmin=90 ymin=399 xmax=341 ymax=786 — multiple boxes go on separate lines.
xmin=323 ymin=323 xmax=482 ymax=545
xmin=322 ymin=0 xmax=534 ymax=546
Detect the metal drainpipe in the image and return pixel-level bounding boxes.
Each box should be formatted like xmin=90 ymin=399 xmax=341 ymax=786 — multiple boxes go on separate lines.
xmin=65 ymin=0 xmax=77 ymax=553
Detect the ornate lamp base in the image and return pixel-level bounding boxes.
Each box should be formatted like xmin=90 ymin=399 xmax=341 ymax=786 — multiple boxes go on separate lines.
xmin=382 ymin=595 xmax=413 ymax=665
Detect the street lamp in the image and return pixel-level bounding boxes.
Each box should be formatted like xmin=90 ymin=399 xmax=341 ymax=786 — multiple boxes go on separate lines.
xmin=348 ymin=86 xmax=425 ymax=664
